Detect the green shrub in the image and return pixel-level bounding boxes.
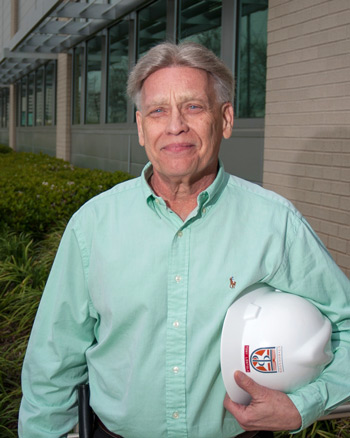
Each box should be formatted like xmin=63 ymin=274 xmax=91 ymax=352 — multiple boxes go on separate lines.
xmin=0 ymin=144 xmax=13 ymax=154
xmin=0 ymin=152 xmax=133 ymax=235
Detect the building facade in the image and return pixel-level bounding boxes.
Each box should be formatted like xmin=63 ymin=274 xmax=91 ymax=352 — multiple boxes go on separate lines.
xmin=0 ymin=0 xmax=349 ymax=276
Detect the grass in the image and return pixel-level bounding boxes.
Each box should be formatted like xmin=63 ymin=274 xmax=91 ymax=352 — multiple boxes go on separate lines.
xmin=0 ymin=225 xmax=64 ymax=437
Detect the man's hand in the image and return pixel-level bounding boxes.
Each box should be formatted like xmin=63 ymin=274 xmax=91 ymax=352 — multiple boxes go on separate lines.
xmin=223 ymin=371 xmax=302 ymax=432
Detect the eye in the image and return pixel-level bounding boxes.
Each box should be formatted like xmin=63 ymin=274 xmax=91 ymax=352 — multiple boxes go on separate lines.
xmin=149 ymin=107 xmax=165 ymax=117
xmin=187 ymin=104 xmax=202 ymax=112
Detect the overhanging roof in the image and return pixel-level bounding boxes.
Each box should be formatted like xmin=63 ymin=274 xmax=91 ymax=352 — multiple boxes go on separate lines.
xmin=0 ymin=0 xmax=140 ymax=85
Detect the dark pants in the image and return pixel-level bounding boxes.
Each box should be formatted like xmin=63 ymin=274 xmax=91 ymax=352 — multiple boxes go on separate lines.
xmin=93 ymin=423 xmax=274 ymax=438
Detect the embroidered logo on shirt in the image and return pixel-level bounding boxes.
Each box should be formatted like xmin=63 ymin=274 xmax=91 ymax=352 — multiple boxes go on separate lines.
xmin=229 ymin=276 xmax=236 ymax=288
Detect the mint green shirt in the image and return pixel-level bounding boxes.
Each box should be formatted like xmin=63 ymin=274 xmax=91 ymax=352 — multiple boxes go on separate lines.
xmin=19 ymin=163 xmax=350 ymax=438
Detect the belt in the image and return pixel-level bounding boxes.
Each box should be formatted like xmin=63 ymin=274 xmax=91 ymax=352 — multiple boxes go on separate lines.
xmin=237 ymin=432 xmax=258 ymax=438
xmin=96 ymin=418 xmax=258 ymax=438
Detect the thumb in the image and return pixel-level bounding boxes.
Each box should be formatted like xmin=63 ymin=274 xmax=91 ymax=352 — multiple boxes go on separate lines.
xmin=234 ymin=370 xmax=261 ymax=398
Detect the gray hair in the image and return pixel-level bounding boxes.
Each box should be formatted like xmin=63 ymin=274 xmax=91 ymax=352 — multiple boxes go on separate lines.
xmin=127 ymin=42 xmax=234 ymax=109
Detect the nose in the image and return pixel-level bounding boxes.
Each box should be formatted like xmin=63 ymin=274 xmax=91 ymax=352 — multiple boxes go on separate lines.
xmin=166 ymin=107 xmax=189 ymax=135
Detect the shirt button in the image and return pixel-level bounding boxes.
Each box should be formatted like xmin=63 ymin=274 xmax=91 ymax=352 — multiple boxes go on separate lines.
xmin=172 ymin=411 xmax=179 ymax=419
xmin=175 ymin=275 xmax=182 ymax=283
xmin=202 ymin=207 xmax=206 ymax=214
xmin=173 ymin=321 xmax=180 ymax=328
xmin=155 ymin=199 xmax=160 ymax=204
xmin=177 ymin=231 xmax=183 ymax=237
xmin=172 ymin=366 xmax=179 ymax=374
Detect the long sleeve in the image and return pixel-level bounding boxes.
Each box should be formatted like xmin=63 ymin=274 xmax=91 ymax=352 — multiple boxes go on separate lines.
xmin=18 ymin=218 xmax=96 ymax=438
xmin=270 ymin=214 xmax=350 ymax=430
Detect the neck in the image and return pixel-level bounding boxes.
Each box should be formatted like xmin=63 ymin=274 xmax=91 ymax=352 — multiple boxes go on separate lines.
xmin=149 ymin=171 xmax=216 ymax=221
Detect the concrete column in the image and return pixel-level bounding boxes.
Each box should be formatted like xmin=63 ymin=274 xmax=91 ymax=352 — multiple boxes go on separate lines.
xmin=11 ymin=0 xmax=18 ymax=37
xmin=56 ymin=53 xmax=72 ymax=162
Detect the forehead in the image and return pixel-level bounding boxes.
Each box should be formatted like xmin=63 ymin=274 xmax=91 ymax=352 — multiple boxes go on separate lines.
xmin=140 ymin=66 xmax=214 ymax=104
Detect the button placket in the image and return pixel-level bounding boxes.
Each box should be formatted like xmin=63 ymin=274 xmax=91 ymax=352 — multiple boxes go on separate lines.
xmin=165 ymin=226 xmax=190 ymax=437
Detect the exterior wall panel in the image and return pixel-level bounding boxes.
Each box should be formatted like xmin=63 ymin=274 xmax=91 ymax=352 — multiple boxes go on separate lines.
xmin=16 ymin=126 xmax=56 ymax=156
xmin=0 ymin=2 xmax=11 ymax=54
xmin=264 ymin=0 xmax=350 ymax=276
xmin=0 ymin=128 xmax=9 ymax=144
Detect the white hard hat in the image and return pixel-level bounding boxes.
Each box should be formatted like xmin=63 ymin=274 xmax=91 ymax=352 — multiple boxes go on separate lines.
xmin=220 ymin=283 xmax=333 ymax=405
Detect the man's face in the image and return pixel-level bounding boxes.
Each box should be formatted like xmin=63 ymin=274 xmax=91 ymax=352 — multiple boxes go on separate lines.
xmin=136 ymin=66 xmax=233 ymax=184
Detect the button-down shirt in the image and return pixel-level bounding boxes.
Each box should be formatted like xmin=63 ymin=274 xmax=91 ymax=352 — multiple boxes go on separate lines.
xmin=19 ymin=162 xmax=350 ymax=438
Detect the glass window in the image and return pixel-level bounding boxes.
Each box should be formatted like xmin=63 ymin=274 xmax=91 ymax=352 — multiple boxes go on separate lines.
xmin=178 ymin=0 xmax=222 ymax=57
xmin=86 ymin=36 xmax=102 ymax=124
xmin=107 ymin=21 xmax=129 ymax=123
xmin=138 ymin=0 xmax=167 ymax=58
xmin=6 ymin=88 xmax=9 ymax=128
xmin=73 ymin=46 xmax=83 ymax=124
xmin=0 ymin=89 xmax=7 ymax=128
xmin=236 ymin=0 xmax=268 ymax=118
xmin=28 ymin=72 xmax=35 ymax=127
xmin=45 ymin=62 xmax=55 ymax=126
xmin=20 ymin=77 xmax=27 ymax=127
xmin=35 ymin=67 xmax=44 ymax=126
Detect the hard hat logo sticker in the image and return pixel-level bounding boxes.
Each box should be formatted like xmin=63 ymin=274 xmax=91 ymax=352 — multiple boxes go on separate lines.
xmin=245 ymin=346 xmax=284 ymax=373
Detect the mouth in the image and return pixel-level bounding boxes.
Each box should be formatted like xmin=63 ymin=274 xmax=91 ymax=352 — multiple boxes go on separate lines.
xmin=161 ymin=143 xmax=195 ymax=153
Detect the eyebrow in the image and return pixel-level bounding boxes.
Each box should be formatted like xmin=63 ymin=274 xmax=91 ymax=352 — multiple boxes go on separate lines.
xmin=142 ymin=94 xmax=210 ymax=111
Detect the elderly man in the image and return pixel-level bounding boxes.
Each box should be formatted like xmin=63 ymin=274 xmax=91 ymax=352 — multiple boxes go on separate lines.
xmin=19 ymin=42 xmax=350 ymax=438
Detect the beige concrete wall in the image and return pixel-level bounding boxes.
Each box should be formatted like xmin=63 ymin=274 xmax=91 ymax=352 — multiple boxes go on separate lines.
xmin=263 ymin=0 xmax=350 ymax=277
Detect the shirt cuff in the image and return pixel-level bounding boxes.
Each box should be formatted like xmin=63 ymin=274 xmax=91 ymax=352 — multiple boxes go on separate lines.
xmin=287 ymin=384 xmax=326 ymax=433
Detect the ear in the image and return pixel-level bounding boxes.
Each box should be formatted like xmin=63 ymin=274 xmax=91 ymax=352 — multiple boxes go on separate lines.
xmin=222 ymin=103 xmax=234 ymax=139
xmin=136 ymin=111 xmax=145 ymax=147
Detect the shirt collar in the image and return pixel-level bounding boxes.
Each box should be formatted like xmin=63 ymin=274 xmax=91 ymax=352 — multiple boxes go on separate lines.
xmin=141 ymin=160 xmax=229 ymax=213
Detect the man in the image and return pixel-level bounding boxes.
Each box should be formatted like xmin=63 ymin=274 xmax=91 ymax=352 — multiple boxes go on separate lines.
xmin=19 ymin=42 xmax=350 ymax=438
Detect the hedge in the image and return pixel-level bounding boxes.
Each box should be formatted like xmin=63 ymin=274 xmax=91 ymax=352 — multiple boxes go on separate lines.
xmin=0 ymin=152 xmax=133 ymax=235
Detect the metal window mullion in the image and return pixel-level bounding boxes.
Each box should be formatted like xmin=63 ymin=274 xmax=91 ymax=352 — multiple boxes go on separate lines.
xmin=25 ymin=75 xmax=29 ymax=127
xmin=127 ymin=12 xmax=136 ymax=123
xmin=53 ymin=61 xmax=57 ymax=126
xmin=16 ymin=82 xmax=20 ymax=127
xmin=221 ymin=0 xmax=238 ymax=76
xmin=81 ymin=42 xmax=87 ymax=125
xmin=43 ymin=65 xmax=47 ymax=125
xmin=70 ymin=48 xmax=75 ymax=125
xmin=33 ymin=70 xmax=37 ymax=126
xmin=166 ymin=0 xmax=177 ymax=43
xmin=0 ymin=90 xmax=2 ymax=128
xmin=100 ymin=32 xmax=107 ymax=124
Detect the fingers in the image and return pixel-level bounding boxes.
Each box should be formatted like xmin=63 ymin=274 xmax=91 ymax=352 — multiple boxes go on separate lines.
xmin=223 ymin=371 xmax=302 ymax=432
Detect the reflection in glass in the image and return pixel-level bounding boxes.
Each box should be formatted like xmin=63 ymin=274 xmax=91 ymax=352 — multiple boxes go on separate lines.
xmin=28 ymin=73 xmax=35 ymax=127
xmin=86 ymin=36 xmax=102 ymax=124
xmin=73 ymin=47 xmax=83 ymax=124
xmin=45 ymin=62 xmax=54 ymax=126
xmin=236 ymin=0 xmax=267 ymax=118
xmin=36 ymin=67 xmax=44 ymax=126
xmin=21 ymin=77 xmax=27 ymax=126
xmin=138 ymin=0 xmax=167 ymax=58
xmin=108 ymin=21 xmax=129 ymax=123
xmin=179 ymin=0 xmax=222 ymax=57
